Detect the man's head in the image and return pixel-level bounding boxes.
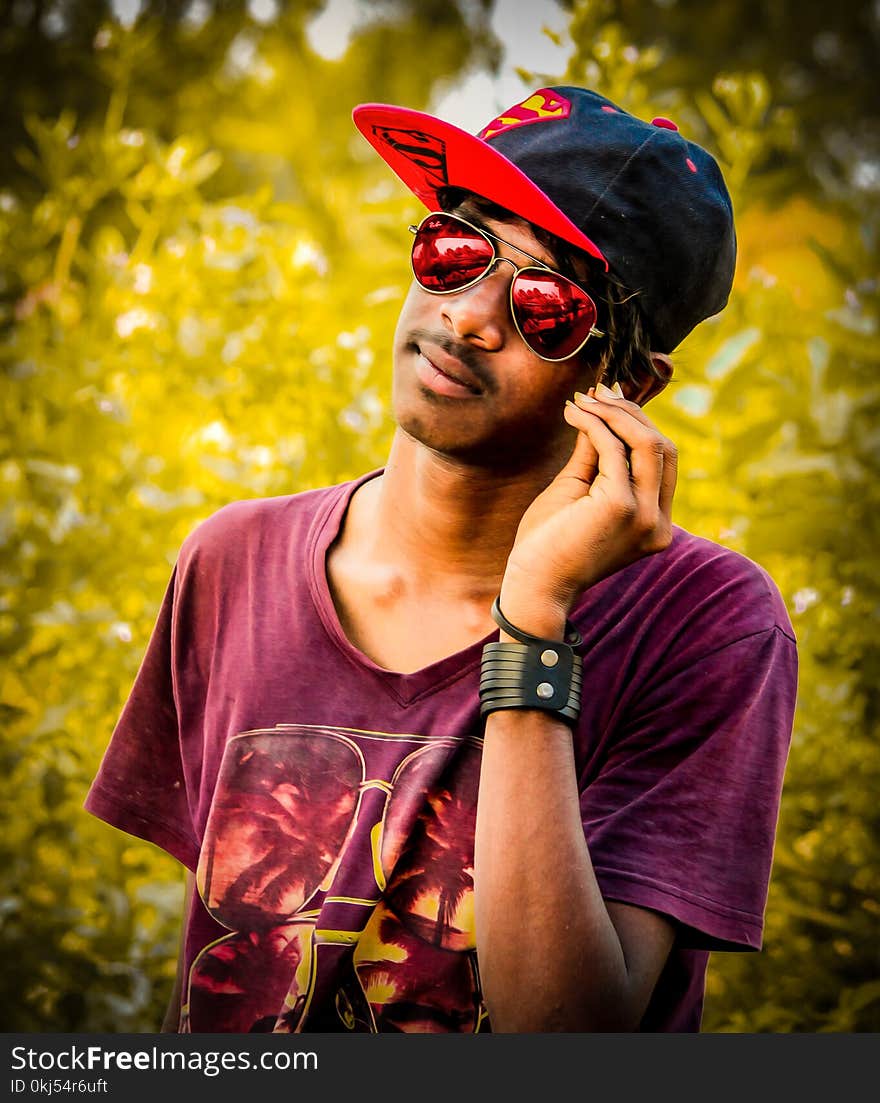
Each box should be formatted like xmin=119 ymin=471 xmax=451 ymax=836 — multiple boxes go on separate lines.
xmin=430 ymin=185 xmax=663 ymax=396
xmin=353 ymin=85 xmax=736 ymax=372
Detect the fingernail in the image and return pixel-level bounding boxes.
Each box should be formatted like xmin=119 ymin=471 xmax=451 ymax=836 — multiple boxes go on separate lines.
xmin=574 ymin=390 xmax=598 ymax=404
xmin=611 ymin=382 xmax=625 ymax=398
xmin=596 ymin=382 xmax=617 ymax=399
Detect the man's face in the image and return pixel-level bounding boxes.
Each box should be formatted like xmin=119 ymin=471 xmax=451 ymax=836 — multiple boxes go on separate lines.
xmin=391 ymin=208 xmax=598 ymax=471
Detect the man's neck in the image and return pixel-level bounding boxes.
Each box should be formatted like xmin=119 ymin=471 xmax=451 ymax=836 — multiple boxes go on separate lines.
xmin=348 ymin=429 xmax=567 ymax=602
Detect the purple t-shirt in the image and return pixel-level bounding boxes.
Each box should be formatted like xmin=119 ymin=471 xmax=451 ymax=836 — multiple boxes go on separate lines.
xmin=85 ymin=467 xmax=797 ymax=1033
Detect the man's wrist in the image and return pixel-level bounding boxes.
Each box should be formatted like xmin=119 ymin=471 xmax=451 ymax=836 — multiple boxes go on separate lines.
xmin=482 ymin=594 xmax=583 ymax=727
xmin=496 ymin=583 xmax=571 ymax=643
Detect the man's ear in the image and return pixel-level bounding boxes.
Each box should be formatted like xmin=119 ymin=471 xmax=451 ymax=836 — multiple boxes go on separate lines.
xmin=621 ymin=352 xmax=674 ymax=407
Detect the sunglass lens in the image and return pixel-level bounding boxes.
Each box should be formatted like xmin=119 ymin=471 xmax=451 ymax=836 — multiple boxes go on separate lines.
xmin=412 ymin=215 xmax=495 ymax=292
xmin=511 ymin=271 xmax=598 ymax=360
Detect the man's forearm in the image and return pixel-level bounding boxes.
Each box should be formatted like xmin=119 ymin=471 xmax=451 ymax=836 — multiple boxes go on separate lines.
xmin=474 ymin=700 xmax=634 ymax=1032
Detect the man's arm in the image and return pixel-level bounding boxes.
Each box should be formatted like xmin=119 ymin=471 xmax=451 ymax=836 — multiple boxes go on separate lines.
xmin=474 ymin=385 xmax=679 ymax=1031
xmin=161 ymin=869 xmax=195 ymax=1032
xmin=476 ymin=693 xmax=675 ymax=1032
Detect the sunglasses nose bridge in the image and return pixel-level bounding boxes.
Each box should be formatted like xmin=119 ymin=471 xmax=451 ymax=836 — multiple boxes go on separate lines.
xmin=489 ymin=255 xmax=516 ymax=273
xmin=483 ymin=255 xmax=522 ymax=287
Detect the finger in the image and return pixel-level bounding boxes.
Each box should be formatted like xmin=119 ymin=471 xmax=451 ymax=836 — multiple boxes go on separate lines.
xmin=578 ymin=385 xmax=666 ymax=438
xmin=576 ymin=387 xmax=678 ymax=517
xmin=595 ymin=383 xmax=655 ymax=425
xmin=658 ymin=444 xmax=677 ymax=518
xmin=583 ymin=386 xmax=678 ymax=523
xmin=558 ymin=403 xmax=599 ymax=485
xmin=572 ymin=392 xmax=665 ymax=505
xmin=563 ymin=401 xmax=632 ymax=490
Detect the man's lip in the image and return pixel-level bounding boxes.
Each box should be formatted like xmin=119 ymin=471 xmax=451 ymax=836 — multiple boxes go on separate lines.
xmin=419 ymin=344 xmax=483 ymax=394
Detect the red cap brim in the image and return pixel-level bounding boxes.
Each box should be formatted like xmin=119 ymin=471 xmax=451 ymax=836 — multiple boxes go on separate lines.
xmin=352 ymin=102 xmax=608 ymax=270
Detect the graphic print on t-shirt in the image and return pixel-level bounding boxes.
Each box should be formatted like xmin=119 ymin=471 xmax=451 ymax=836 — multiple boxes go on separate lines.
xmin=184 ymin=724 xmax=487 ymax=1033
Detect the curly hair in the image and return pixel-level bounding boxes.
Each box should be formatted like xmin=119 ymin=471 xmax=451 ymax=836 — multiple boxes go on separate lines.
xmin=435 ymin=187 xmax=663 ymax=390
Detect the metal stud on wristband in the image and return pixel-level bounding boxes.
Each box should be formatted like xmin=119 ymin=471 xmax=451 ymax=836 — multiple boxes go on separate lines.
xmin=479 ymin=597 xmax=583 ymax=726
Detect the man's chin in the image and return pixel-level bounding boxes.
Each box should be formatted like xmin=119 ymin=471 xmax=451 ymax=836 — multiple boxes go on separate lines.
xmin=394 ymin=410 xmax=540 ymax=473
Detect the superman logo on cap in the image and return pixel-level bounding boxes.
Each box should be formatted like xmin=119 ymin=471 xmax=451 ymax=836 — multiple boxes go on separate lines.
xmin=371 ymin=126 xmax=448 ymax=190
xmin=477 ymin=88 xmax=571 ymax=142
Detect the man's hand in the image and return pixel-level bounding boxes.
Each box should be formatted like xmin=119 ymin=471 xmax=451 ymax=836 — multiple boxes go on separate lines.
xmin=501 ymin=383 xmax=678 ymax=627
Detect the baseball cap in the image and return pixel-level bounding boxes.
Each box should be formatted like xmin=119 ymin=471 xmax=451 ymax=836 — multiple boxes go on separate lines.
xmin=353 ymin=85 xmax=736 ymax=353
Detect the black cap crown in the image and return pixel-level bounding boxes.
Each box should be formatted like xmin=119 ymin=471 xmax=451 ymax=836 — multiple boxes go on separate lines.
xmin=354 ymin=85 xmax=736 ymax=352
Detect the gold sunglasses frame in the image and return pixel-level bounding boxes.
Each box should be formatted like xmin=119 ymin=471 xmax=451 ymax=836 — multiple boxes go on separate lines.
xmin=408 ymin=211 xmax=604 ymax=363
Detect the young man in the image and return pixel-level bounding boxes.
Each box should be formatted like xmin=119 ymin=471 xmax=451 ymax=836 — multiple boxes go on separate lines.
xmin=85 ymin=86 xmax=797 ymax=1033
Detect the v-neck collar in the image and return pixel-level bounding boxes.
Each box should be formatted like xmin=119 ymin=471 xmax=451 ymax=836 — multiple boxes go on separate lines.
xmin=306 ymin=467 xmax=497 ymax=707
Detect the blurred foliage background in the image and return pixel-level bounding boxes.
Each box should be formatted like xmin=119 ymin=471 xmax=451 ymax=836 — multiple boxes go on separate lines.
xmin=1 ymin=0 xmax=878 ymax=1032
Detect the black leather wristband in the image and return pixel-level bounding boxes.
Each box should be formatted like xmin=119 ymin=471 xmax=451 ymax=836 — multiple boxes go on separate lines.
xmin=479 ymin=598 xmax=583 ymax=726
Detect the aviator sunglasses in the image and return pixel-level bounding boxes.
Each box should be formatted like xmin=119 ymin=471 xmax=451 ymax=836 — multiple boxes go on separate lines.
xmin=409 ymin=211 xmax=604 ymax=362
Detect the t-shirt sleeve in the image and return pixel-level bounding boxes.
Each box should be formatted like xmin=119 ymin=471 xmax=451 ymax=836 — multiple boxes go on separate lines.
xmin=84 ymin=562 xmax=200 ymax=871
xmin=581 ymin=623 xmax=798 ymax=952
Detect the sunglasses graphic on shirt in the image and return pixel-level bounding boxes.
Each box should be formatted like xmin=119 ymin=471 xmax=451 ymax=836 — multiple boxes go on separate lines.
xmin=409 ymin=211 xmax=604 ymax=362
xmin=184 ymin=725 xmax=487 ymax=1034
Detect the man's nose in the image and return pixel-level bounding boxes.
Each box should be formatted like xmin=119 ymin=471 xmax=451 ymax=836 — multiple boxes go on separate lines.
xmin=440 ymin=263 xmax=511 ymax=351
